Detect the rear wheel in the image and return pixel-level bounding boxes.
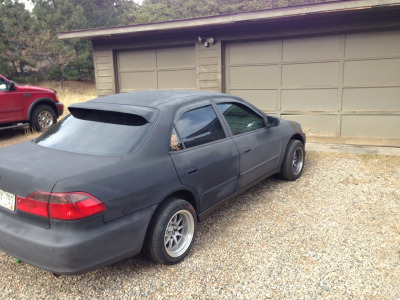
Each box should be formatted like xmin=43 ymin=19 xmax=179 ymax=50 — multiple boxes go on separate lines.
xmin=31 ymin=104 xmax=57 ymax=131
xmin=144 ymin=198 xmax=197 ymax=264
xmin=279 ymin=139 xmax=305 ymax=181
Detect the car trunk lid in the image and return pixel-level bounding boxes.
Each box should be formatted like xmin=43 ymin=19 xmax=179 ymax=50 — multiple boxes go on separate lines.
xmin=0 ymin=141 xmax=119 ymax=227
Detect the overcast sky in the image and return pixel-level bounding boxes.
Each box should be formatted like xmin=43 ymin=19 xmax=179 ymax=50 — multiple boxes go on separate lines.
xmin=20 ymin=0 xmax=144 ymax=12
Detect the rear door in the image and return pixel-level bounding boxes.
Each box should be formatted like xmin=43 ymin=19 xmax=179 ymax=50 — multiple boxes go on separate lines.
xmin=215 ymin=99 xmax=282 ymax=190
xmin=169 ymin=100 xmax=239 ymax=213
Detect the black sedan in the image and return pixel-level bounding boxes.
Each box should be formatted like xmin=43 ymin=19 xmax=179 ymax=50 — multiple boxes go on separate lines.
xmin=0 ymin=90 xmax=305 ymax=275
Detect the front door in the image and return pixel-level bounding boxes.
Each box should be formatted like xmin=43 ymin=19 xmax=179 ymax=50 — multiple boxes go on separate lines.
xmin=215 ymin=100 xmax=282 ymax=190
xmin=169 ymin=101 xmax=239 ymax=213
xmin=0 ymin=78 xmax=24 ymax=123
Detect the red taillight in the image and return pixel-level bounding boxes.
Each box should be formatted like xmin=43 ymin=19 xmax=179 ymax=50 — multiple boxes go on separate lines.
xmin=17 ymin=192 xmax=106 ymax=221
xmin=16 ymin=192 xmax=49 ymax=218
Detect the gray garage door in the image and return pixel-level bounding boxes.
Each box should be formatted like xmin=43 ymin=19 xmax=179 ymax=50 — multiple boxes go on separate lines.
xmin=117 ymin=46 xmax=196 ymax=92
xmin=224 ymin=30 xmax=400 ymax=146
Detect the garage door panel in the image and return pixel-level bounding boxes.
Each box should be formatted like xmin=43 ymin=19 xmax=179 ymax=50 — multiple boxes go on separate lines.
xmin=119 ymin=72 xmax=156 ymax=91
xmin=223 ymin=30 xmax=400 ymax=146
xmin=229 ymin=65 xmax=279 ymax=87
xmin=117 ymin=46 xmax=196 ymax=91
xmin=118 ymin=50 xmax=156 ymax=71
xmin=341 ymin=115 xmax=400 ymax=139
xmin=158 ymin=70 xmax=196 ymax=89
xmin=157 ymin=46 xmax=195 ymax=68
xmin=282 ymin=62 xmax=339 ymax=86
xmin=229 ymin=40 xmax=280 ymax=64
xmin=344 ymin=59 xmax=400 ymax=85
xmin=230 ymin=89 xmax=277 ymax=111
xmin=343 ymin=87 xmax=400 ymax=111
xmin=283 ymin=35 xmax=341 ymax=61
xmin=345 ymin=30 xmax=400 ymax=58
xmin=281 ymin=89 xmax=337 ymax=111
xmin=281 ymin=115 xmax=337 ymax=137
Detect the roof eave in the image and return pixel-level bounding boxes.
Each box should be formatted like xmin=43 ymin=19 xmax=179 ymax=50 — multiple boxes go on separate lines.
xmin=57 ymin=0 xmax=400 ymax=40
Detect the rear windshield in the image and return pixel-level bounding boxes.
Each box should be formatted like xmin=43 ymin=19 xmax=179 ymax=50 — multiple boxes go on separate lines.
xmin=34 ymin=109 xmax=153 ymax=156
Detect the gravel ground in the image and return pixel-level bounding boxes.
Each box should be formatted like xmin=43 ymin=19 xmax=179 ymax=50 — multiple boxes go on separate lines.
xmin=0 ymin=151 xmax=399 ymax=299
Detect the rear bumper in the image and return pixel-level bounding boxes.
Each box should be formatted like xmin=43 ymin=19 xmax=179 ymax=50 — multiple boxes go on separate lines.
xmin=0 ymin=205 xmax=156 ymax=275
xmin=55 ymin=102 xmax=64 ymax=117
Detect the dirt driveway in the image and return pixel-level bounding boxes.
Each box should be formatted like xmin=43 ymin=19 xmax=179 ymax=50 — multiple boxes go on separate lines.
xmin=0 ymin=138 xmax=399 ymax=298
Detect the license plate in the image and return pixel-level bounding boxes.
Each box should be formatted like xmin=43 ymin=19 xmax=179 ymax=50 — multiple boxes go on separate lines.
xmin=0 ymin=189 xmax=15 ymax=211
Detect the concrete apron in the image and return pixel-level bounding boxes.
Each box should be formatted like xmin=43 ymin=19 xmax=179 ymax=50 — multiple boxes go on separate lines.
xmin=306 ymin=143 xmax=400 ymax=156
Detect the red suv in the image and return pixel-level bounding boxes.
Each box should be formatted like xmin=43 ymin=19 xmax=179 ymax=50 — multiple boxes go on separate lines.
xmin=0 ymin=74 xmax=63 ymax=131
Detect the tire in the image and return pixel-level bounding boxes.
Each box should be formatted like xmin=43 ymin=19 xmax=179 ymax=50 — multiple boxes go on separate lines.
xmin=30 ymin=104 xmax=57 ymax=131
xmin=279 ymin=139 xmax=305 ymax=181
xmin=144 ymin=198 xmax=197 ymax=265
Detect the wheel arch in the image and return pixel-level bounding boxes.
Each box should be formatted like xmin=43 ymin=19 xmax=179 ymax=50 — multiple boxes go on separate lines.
xmin=279 ymin=133 xmax=305 ymax=172
xmin=27 ymin=98 xmax=57 ymax=120
xmin=291 ymin=133 xmax=305 ymax=144
xmin=147 ymin=188 xmax=200 ymax=229
xmin=161 ymin=189 xmax=199 ymax=217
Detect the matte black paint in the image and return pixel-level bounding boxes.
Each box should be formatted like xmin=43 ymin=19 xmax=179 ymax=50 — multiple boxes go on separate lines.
xmin=0 ymin=90 xmax=305 ymax=274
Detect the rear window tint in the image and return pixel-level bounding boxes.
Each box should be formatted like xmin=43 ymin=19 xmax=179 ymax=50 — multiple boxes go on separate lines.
xmin=34 ymin=111 xmax=152 ymax=156
xmin=175 ymin=105 xmax=225 ymax=149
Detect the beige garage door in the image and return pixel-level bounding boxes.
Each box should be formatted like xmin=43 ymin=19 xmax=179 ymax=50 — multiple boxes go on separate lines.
xmin=224 ymin=30 xmax=400 ymax=146
xmin=117 ymin=46 xmax=196 ymax=92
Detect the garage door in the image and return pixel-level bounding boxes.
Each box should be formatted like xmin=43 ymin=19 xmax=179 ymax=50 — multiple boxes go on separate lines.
xmin=224 ymin=30 xmax=400 ymax=146
xmin=117 ymin=46 xmax=196 ymax=92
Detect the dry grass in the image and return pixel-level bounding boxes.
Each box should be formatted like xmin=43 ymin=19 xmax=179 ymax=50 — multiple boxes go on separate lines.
xmin=0 ymin=80 xmax=96 ymax=149
xmin=40 ymin=80 xmax=97 ymax=117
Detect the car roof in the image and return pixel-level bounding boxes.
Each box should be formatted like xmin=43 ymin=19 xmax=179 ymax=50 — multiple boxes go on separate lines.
xmin=89 ymin=90 xmax=227 ymax=108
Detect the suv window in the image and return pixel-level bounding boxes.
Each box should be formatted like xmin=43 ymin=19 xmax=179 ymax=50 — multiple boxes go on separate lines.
xmin=216 ymin=102 xmax=265 ymax=135
xmin=0 ymin=78 xmax=7 ymax=91
xmin=175 ymin=105 xmax=225 ymax=149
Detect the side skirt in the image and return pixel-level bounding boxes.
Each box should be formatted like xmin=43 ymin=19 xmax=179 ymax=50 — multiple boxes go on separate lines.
xmin=198 ymin=167 xmax=280 ymax=222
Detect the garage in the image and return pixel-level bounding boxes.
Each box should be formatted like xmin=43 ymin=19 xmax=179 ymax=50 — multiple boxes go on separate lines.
xmin=224 ymin=30 xmax=400 ymax=143
xmin=116 ymin=46 xmax=196 ymax=92
xmin=59 ymin=0 xmax=400 ymax=147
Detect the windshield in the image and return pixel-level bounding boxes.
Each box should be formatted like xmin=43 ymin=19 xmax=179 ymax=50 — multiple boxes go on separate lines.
xmin=34 ymin=110 xmax=153 ymax=156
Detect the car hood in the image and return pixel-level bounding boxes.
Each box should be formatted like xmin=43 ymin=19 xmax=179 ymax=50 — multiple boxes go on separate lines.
xmin=16 ymin=84 xmax=55 ymax=93
xmin=0 ymin=141 xmax=120 ymax=197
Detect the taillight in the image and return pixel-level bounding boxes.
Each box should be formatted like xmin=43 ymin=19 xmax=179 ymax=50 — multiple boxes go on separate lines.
xmin=17 ymin=192 xmax=106 ymax=221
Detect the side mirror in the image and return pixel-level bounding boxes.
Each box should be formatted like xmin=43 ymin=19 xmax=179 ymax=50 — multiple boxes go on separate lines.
xmin=266 ymin=115 xmax=280 ymax=128
xmin=8 ymin=80 xmax=16 ymax=91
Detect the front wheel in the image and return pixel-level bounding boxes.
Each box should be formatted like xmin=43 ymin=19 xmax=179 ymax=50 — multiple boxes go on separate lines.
xmin=144 ymin=198 xmax=197 ymax=264
xmin=279 ymin=139 xmax=305 ymax=181
xmin=31 ymin=104 xmax=57 ymax=131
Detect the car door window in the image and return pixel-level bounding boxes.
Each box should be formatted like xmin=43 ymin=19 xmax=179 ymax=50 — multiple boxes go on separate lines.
xmin=216 ymin=102 xmax=265 ymax=135
xmin=175 ymin=105 xmax=225 ymax=149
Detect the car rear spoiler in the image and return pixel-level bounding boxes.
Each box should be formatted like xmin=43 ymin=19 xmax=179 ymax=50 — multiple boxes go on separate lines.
xmin=68 ymin=102 xmax=158 ymax=123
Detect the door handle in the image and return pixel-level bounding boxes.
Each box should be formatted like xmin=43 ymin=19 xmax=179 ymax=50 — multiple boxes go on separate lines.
xmin=186 ymin=168 xmax=198 ymax=175
xmin=243 ymin=147 xmax=251 ymax=154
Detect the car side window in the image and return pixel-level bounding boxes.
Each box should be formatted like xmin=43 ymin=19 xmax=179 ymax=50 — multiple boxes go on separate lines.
xmin=175 ymin=105 xmax=225 ymax=149
xmin=216 ymin=102 xmax=265 ymax=135
xmin=0 ymin=78 xmax=7 ymax=91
